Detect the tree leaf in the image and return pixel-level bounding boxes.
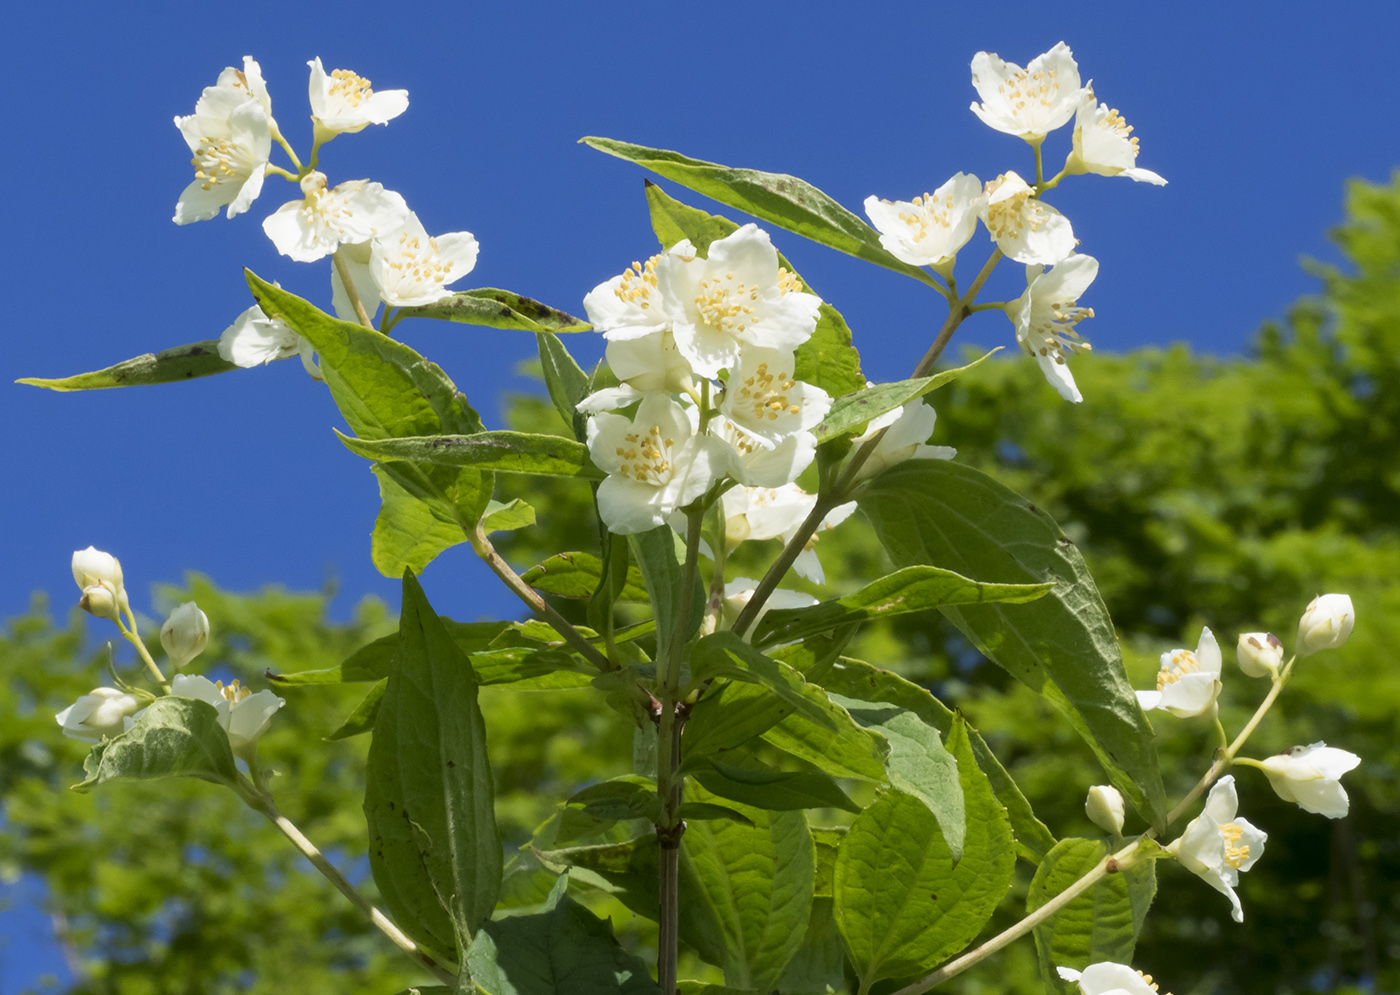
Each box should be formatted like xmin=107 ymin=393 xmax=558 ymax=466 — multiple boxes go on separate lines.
xmin=483 ymin=498 xmax=537 ymax=534
xmin=812 ymin=349 xmax=1001 ymax=442
xmin=833 ymin=717 xmax=1014 ymax=988
xmin=395 ymin=288 xmax=591 ymax=333
xmin=689 ymin=633 xmax=840 ymax=731
xmin=676 ymin=801 xmax=755 ymax=826
xmin=73 ymin=697 xmax=238 ymax=791
xmin=627 ymin=526 xmax=700 ymax=656
xmin=18 ymin=339 xmax=238 ymax=392
xmin=752 ymin=564 xmax=1052 ymax=648
xmin=326 ymin=678 xmax=388 ymax=741
xmin=521 ymin=552 xmax=648 ymax=602
xmin=338 ymin=430 xmax=603 ymax=479
xmin=464 ymin=876 xmax=659 ymax=995
xmin=858 ymin=460 xmax=1168 ymax=831
xmin=1028 ymin=838 xmax=1157 ymax=989
xmin=583 ymin=137 xmax=941 ymax=288
xmin=819 ymin=658 xmax=1057 ymax=863
xmin=686 ymin=755 xmax=859 ymax=814
xmin=537 ymin=332 xmax=592 ymax=439
xmin=365 ymin=573 xmax=502 ymax=955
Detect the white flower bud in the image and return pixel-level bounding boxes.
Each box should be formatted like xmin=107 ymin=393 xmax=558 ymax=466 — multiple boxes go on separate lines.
xmin=160 ymin=602 xmax=210 ymax=669
xmin=1236 ymin=631 xmax=1283 ymax=678
xmin=1085 ymin=784 xmax=1125 ymax=835
xmin=72 ymin=546 xmax=129 ymax=618
xmin=1296 ymin=594 xmax=1354 ymax=657
xmin=78 ymin=584 xmax=121 ymax=622
xmin=1259 ymin=742 xmax=1361 ymax=819
xmin=55 ymin=687 xmax=141 ymax=743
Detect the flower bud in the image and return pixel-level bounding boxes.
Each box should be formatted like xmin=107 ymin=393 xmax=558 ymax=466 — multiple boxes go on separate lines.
xmin=1236 ymin=632 xmax=1283 ymax=678
xmin=72 ymin=546 xmax=129 ymax=618
xmin=55 ymin=687 xmax=142 ymax=743
xmin=1084 ymin=784 xmax=1125 ymax=835
xmin=1296 ymin=594 xmax=1354 ymax=657
xmin=78 ymin=583 xmax=121 ymax=621
xmin=160 ymin=602 xmax=210 ymax=669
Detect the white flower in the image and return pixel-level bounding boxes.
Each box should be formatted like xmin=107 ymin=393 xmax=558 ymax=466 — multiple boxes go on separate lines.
xmin=1007 ymin=253 xmax=1098 ymax=403
xmin=657 ymin=225 xmax=822 ymax=377
xmin=1165 ymin=775 xmax=1266 ymax=922
xmin=1259 ymin=743 xmax=1361 ymax=819
xmin=721 ymin=483 xmax=855 ymax=584
xmin=710 ymin=418 xmax=815 ymax=489
xmin=161 ymin=602 xmax=210 ymax=670
xmin=850 ymin=402 xmax=957 ymax=481
xmin=1296 ymin=594 xmax=1355 ymax=657
xmin=608 ymin=332 xmax=694 ymax=395
xmin=863 ymin=173 xmax=983 ymax=270
xmin=369 ymin=211 xmax=480 ymax=307
xmin=1057 ymin=962 xmax=1162 ymax=995
xmin=1085 ymin=784 xmax=1125 ymax=836
xmin=56 ymin=688 xmax=141 ymax=744
xmin=1236 ymin=631 xmax=1283 ymax=678
xmin=307 ymin=57 xmax=408 ymax=137
xmin=586 ymin=395 xmax=732 ymax=535
xmin=718 ymin=347 xmax=830 ymax=449
xmin=1068 ymin=86 xmax=1166 ymax=185
xmin=72 ymin=546 xmax=128 ymax=619
xmin=969 ymin=42 xmax=1085 ymax=142
xmin=583 ymin=250 xmax=682 ymax=342
xmin=262 ymin=171 xmax=409 ymax=263
xmin=1136 ymin=626 xmax=1223 ymax=718
xmin=170 ymin=674 xmax=284 ymax=752
xmin=720 ymin=577 xmax=818 ymax=637
xmin=980 ymin=172 xmax=1076 ymax=265
xmin=217 ymin=304 xmax=321 ymax=380
xmin=213 ymin=57 xmax=277 ymax=133
xmin=172 ymin=72 xmax=272 ymax=225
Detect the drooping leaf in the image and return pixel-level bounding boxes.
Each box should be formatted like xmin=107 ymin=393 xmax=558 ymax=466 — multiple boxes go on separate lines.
xmin=364 ymin=573 xmax=502 ymax=955
xmin=73 ymin=697 xmax=238 ymax=791
xmin=395 ymin=288 xmax=591 ymax=333
xmin=338 ymin=430 xmax=603 ymax=479
xmin=812 ymin=349 xmax=1001 ymax=443
xmin=522 ymin=553 xmax=649 ymax=603
xmin=858 ymin=460 xmax=1168 ymax=830
xmin=1028 ymin=838 xmax=1157 ymax=990
xmin=584 ymin=137 xmax=941 ymax=288
xmin=686 ymin=755 xmax=859 ymax=814
xmin=537 ymin=332 xmax=592 ymax=439
xmin=464 ymin=877 xmax=660 ymax=995
xmin=326 ymin=679 xmax=388 ymax=741
xmin=18 ymin=339 xmax=239 ymax=392
xmin=833 ymin=717 xmax=1014 ymax=988
xmin=676 ymin=801 xmax=755 ymax=825
xmin=752 ymin=563 xmax=1052 ymax=648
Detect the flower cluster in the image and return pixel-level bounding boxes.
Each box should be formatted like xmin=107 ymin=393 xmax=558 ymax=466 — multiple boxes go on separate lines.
xmin=171 ymin=57 xmax=478 ymax=375
xmin=865 ymin=42 xmax=1166 ymax=403
xmin=56 ymin=547 xmax=282 ymax=757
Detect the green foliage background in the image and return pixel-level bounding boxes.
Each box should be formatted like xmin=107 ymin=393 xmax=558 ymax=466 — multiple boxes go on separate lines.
xmin=4 ymin=172 xmax=1398 ymax=994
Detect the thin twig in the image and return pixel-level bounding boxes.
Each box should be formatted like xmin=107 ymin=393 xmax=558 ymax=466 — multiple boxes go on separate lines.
xmin=332 ymin=250 xmax=375 ymax=329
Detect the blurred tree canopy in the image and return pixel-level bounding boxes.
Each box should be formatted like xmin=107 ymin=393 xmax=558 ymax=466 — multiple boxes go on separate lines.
xmin=3 ymin=171 xmax=1398 ymax=995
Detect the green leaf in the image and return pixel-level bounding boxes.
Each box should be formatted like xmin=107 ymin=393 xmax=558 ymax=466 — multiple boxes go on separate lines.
xmin=339 ymin=430 xmax=603 ymax=479
xmin=583 ymin=137 xmax=941 ymax=287
xmin=245 ymin=272 xmax=492 ymax=577
xmin=627 ymin=526 xmax=701 ymax=655
xmin=326 ymin=678 xmax=387 ymax=741
xmin=395 ymin=288 xmax=591 ymax=334
xmin=858 ymin=460 xmax=1168 ymax=831
xmin=537 ymin=332 xmax=592 ymax=439
xmin=775 ymin=896 xmax=847 ymax=995
xmin=364 ymin=573 xmax=503 ymax=955
xmin=686 ymin=755 xmax=859 ymax=814
xmin=483 ymin=498 xmax=537 ymax=534
xmin=522 ymin=553 xmax=649 ymax=602
xmin=1028 ymin=838 xmax=1157 ymax=987
xmin=679 ymin=789 xmax=815 ymax=990
xmin=833 ymin=717 xmax=1014 ymax=988
xmin=812 ymin=350 xmax=1000 ymax=443
xmin=676 ymin=985 xmax=759 ymax=995
xmin=675 ymin=802 xmax=755 ymax=826
xmin=18 ymin=340 xmax=239 ymax=392
xmin=272 ymin=621 xmax=509 ymax=685
xmin=753 ymin=564 xmax=1052 ymax=648
xmin=73 ymin=698 xmax=238 ymax=791
xmin=464 ymin=876 xmax=660 ymax=995
xmin=819 ymin=659 xmax=1057 ymax=863
xmin=565 ymin=776 xmax=661 ymax=824
xmin=689 ymin=633 xmax=839 ymax=731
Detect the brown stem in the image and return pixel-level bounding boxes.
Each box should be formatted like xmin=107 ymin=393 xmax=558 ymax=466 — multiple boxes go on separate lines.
xmin=729 ymin=496 xmax=834 ymax=639
xmin=332 ymin=250 xmax=375 ymax=329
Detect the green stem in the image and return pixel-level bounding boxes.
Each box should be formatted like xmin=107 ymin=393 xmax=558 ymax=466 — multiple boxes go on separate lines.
xmin=117 ymin=615 xmax=168 ymax=688
xmin=332 ymin=249 xmax=374 ymax=330
xmin=1033 ymin=139 xmax=1045 ymax=186
xmin=729 ymin=495 xmax=835 ymax=640
xmin=265 ymin=164 xmax=300 ymax=182
xmin=272 ymin=130 xmax=304 ymax=173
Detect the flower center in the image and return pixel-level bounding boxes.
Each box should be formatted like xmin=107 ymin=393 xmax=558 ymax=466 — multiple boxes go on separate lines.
xmin=734 ymin=362 xmax=802 ymax=423
xmin=897 ymin=193 xmax=956 ymax=242
xmin=1157 ymin=649 xmax=1199 ymax=690
xmin=614 ymin=257 xmax=661 ymax=310
xmin=191 ymin=137 xmax=252 ymax=191
xmin=1220 ymin=822 xmax=1250 ymax=868
xmin=984 ymin=180 xmax=1052 ymax=241
xmin=615 ymin=424 xmax=676 ymax=486
xmin=995 ymin=66 xmax=1063 ymax=118
xmin=329 ymin=69 xmax=375 ymax=108
xmin=385 ymin=231 xmax=455 ymax=287
xmin=695 ymin=272 xmax=761 ymax=334
xmin=776 ymin=267 xmax=803 ymax=295
xmin=1027 ymin=295 xmax=1094 ymax=365
xmin=215 ymin=679 xmax=252 ymax=704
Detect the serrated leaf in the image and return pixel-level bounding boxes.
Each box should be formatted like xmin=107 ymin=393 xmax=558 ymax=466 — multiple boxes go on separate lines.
xmin=522 ymin=553 xmax=649 ymax=603
xmin=812 ymin=349 xmax=1001 ymax=442
xmin=858 ymin=460 xmax=1168 ymax=831
xmin=584 ymin=137 xmax=941 ymax=288
xmin=327 ymin=678 xmax=387 ymax=741
xmin=395 ymin=288 xmax=591 ymax=333
xmin=687 ymin=755 xmax=859 ymax=814
xmin=1028 ymin=838 xmax=1157 ymax=990
xmin=365 ymin=573 xmax=502 ymax=955
xmin=19 ymin=339 xmax=239 ymax=392
xmin=834 ymin=717 xmax=1014 ymax=988
xmin=73 ymin=697 xmax=238 ymax=791
xmin=339 ymin=430 xmax=603 ymax=479
xmin=753 ymin=563 xmax=1052 ymax=648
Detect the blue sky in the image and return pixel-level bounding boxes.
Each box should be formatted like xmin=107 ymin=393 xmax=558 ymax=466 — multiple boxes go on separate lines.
xmin=3 ymin=0 xmax=1400 ymax=984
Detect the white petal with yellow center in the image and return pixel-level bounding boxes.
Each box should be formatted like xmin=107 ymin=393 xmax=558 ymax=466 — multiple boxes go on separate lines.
xmin=863 ymin=172 xmax=984 ymax=268
xmin=173 ymin=95 xmax=271 ymax=225
xmin=1260 ymin=742 xmax=1361 ymax=819
xmin=969 ymin=42 xmax=1085 ymax=141
xmin=369 ymin=211 xmax=480 ymax=307
xmin=1166 ymin=775 xmax=1266 ymax=922
xmin=980 ymin=172 xmax=1076 ymax=266
xmin=584 ymin=246 xmax=693 ymax=342
xmin=1007 ymin=253 xmax=1099 ymax=404
xmin=262 ymin=171 xmax=410 ymax=263
xmin=1071 ymin=85 xmax=1166 ymax=185
xmin=1136 ymin=626 xmax=1222 ymax=717
xmin=719 ymin=347 xmax=831 ymax=448
xmin=308 ymin=57 xmax=409 ymax=135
